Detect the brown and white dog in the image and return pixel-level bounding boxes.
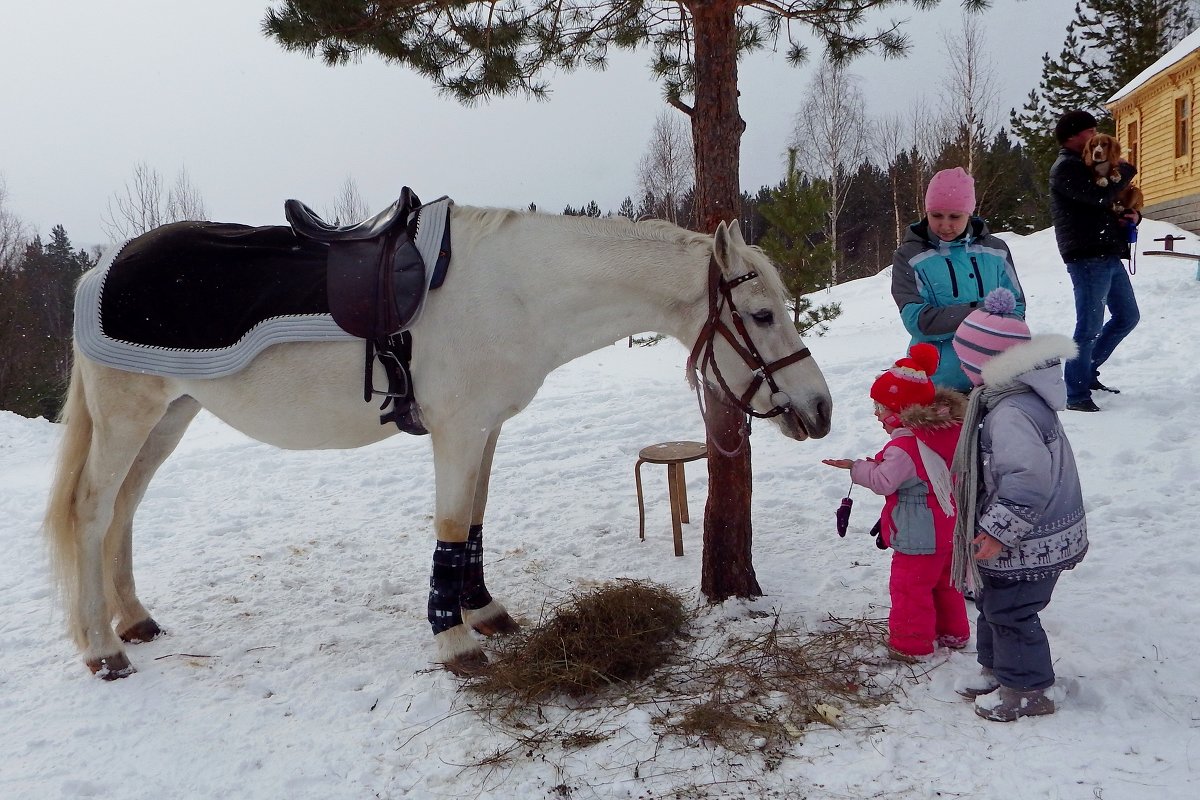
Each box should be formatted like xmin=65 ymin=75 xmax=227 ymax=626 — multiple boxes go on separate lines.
xmin=1084 ymin=133 xmax=1144 ymax=214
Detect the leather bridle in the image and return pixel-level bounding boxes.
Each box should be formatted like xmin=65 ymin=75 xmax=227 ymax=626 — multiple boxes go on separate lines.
xmin=686 ymin=254 xmax=814 ymax=420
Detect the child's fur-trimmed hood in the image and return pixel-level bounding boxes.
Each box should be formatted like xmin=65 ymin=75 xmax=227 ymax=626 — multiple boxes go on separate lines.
xmin=898 ymin=387 xmax=967 ymax=430
xmin=980 ymin=334 xmax=1077 ymax=387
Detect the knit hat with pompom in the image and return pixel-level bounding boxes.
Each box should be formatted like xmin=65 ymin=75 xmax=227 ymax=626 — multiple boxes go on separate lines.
xmin=870 ymin=342 xmax=940 ymax=413
xmin=952 ymin=288 xmax=1031 ymax=386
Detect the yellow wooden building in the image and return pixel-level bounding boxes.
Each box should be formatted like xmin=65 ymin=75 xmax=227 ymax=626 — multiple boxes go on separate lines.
xmin=1108 ymin=29 xmax=1200 ymax=232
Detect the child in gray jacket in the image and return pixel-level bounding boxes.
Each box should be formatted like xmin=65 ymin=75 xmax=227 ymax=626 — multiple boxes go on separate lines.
xmin=948 ymin=288 xmax=1088 ymax=721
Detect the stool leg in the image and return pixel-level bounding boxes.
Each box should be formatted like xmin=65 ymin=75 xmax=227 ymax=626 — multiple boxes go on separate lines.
xmin=635 ymin=459 xmax=647 ymax=542
xmin=672 ymin=462 xmax=690 ymax=524
xmin=667 ymin=462 xmax=685 ymax=557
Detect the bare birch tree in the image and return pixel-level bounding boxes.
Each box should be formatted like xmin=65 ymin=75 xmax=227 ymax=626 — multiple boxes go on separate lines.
xmin=636 ymin=111 xmax=693 ymax=225
xmin=873 ymin=113 xmax=909 ymax=246
xmin=0 ymin=177 xmax=28 ymax=269
xmin=940 ymin=14 xmax=998 ymax=176
xmin=166 ymin=167 xmax=207 ymax=224
xmin=792 ymin=62 xmax=867 ymax=285
xmin=102 ymin=162 xmax=207 ymax=242
xmin=325 ymin=176 xmax=370 ymax=225
xmin=0 ymin=178 xmax=30 ymax=402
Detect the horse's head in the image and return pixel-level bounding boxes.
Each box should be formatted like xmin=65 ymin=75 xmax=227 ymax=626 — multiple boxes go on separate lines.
xmin=687 ymin=219 xmax=833 ymax=440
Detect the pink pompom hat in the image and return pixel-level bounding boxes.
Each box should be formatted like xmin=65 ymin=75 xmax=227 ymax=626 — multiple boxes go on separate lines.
xmin=952 ymin=288 xmax=1031 ymax=386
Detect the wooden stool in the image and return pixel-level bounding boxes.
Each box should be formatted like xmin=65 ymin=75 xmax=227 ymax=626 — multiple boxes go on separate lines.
xmin=634 ymin=441 xmax=707 ymax=557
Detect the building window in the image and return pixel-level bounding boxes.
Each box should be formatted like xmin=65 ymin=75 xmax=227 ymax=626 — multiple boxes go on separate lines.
xmin=1176 ymin=96 xmax=1190 ymax=158
xmin=1127 ymin=120 xmax=1138 ymax=168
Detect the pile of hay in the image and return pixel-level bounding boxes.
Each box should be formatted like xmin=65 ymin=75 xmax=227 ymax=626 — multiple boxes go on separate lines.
xmin=459 ymin=582 xmax=903 ymax=767
xmin=465 ymin=580 xmax=688 ymax=701
xmin=657 ymin=614 xmax=894 ymax=751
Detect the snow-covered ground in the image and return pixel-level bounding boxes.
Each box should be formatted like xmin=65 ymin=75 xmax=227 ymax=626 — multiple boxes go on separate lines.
xmin=2 ymin=220 xmax=1198 ymax=799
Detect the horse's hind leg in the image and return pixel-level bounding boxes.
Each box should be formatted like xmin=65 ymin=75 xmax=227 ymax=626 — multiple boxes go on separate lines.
xmin=460 ymin=427 xmax=519 ymax=637
xmin=109 ymin=396 xmax=201 ymax=643
xmin=45 ymin=359 xmax=174 ymax=678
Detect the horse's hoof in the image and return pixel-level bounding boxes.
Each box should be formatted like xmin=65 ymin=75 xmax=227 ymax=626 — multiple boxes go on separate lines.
xmin=119 ymin=617 xmax=165 ymax=644
xmin=463 ymin=601 xmax=521 ymax=637
xmin=86 ymin=653 xmax=136 ymax=680
xmin=471 ymin=611 xmax=520 ymax=637
xmin=443 ymin=649 xmax=489 ymax=677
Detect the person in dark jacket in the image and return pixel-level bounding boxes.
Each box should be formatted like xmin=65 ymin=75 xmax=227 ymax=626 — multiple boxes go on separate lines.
xmin=1048 ymin=110 xmax=1142 ymax=412
xmin=891 ymin=167 xmax=1025 ymax=392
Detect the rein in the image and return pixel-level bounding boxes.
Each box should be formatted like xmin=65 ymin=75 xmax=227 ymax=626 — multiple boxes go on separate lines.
xmin=685 ymin=254 xmax=813 ymax=452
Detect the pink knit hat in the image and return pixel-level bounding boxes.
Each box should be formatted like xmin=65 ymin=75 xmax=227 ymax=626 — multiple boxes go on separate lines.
xmin=925 ymin=167 xmax=976 ymax=214
xmin=952 ymin=288 xmax=1031 ymax=386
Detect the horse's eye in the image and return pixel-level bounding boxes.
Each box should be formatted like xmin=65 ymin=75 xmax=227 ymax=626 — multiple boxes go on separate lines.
xmin=751 ymin=310 xmax=774 ymax=325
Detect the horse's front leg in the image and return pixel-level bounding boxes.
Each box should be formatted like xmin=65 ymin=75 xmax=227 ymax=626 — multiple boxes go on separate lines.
xmin=460 ymin=426 xmax=519 ymax=638
xmin=428 ymin=424 xmax=503 ymax=674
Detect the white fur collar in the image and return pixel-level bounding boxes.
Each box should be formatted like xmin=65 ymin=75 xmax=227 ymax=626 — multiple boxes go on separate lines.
xmin=980 ymin=334 xmax=1078 ymax=387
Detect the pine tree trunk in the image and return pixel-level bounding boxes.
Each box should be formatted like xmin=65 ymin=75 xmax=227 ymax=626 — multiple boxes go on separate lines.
xmin=690 ymin=1 xmax=761 ymax=601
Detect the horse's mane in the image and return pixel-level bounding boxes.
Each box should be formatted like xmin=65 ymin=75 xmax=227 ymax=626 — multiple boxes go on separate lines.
xmin=451 ymin=205 xmax=790 ymax=303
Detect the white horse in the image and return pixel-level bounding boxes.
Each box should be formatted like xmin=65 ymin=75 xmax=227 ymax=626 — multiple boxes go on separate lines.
xmin=44 ymin=207 xmax=832 ymax=679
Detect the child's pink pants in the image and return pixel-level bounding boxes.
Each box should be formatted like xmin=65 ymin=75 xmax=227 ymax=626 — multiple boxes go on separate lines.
xmin=888 ymin=547 xmax=970 ymax=656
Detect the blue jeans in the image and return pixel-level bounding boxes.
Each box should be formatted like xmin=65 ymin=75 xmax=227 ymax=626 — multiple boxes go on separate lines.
xmin=1064 ymin=257 xmax=1140 ymax=403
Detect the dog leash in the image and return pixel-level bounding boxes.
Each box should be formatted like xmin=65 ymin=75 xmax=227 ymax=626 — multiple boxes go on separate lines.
xmin=1125 ymin=219 xmax=1138 ymax=275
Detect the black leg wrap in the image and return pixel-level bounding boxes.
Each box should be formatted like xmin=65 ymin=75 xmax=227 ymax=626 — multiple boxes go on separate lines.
xmin=461 ymin=523 xmax=493 ymax=611
xmin=428 ymin=540 xmax=466 ymax=634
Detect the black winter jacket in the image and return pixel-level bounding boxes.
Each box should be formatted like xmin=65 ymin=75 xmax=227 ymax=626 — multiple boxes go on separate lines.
xmin=1048 ymin=147 xmax=1137 ymax=262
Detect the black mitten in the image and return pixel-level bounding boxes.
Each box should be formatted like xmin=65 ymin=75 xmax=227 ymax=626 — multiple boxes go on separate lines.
xmin=870 ymin=519 xmax=887 ymax=550
xmin=836 ymin=497 xmax=853 ymax=537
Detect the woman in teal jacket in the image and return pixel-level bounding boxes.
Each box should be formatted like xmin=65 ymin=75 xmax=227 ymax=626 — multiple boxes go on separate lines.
xmin=890 ymin=168 xmax=1025 ymax=392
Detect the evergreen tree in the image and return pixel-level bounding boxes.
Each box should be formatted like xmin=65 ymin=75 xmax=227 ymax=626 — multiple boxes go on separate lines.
xmin=0 ymin=226 xmax=94 ymax=417
xmin=737 ymin=186 xmax=773 ymax=246
xmin=886 ymin=147 xmax=928 ymax=244
xmin=618 ymin=196 xmax=636 ymax=220
xmin=837 ymin=159 xmax=894 ymax=281
xmin=1010 ymin=0 xmax=1192 ymax=180
xmin=758 ymin=150 xmax=841 ymax=333
xmin=973 ymin=128 xmax=1044 ymax=234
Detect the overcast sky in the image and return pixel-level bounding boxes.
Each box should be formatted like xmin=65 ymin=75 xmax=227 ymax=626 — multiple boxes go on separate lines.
xmin=1 ymin=1 xmax=1075 ymax=246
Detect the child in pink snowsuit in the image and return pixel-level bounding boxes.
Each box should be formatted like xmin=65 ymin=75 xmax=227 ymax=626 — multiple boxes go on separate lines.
xmin=823 ymin=343 xmax=970 ymax=659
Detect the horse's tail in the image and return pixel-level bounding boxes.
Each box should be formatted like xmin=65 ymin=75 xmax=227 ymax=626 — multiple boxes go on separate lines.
xmin=43 ymin=354 xmax=92 ymax=648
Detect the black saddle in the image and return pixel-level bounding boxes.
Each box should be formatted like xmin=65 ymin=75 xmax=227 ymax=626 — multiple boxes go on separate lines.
xmin=285 ymin=187 xmax=435 ymax=435
xmin=285 ymin=186 xmax=427 ymax=342
xmin=285 ymin=193 xmax=412 ymax=243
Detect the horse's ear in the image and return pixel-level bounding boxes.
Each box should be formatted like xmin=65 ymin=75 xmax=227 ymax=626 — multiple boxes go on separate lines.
xmin=727 ymin=218 xmax=746 ymax=247
xmin=714 ymin=221 xmax=731 ymax=269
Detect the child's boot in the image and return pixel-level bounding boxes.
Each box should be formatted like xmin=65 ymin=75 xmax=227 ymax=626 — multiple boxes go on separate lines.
xmin=974 ymin=686 xmax=1055 ymax=722
xmin=955 ymin=667 xmax=1000 ymax=699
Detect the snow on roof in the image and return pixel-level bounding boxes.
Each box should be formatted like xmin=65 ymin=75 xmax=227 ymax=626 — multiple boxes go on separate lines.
xmin=1108 ymin=28 xmax=1200 ymax=104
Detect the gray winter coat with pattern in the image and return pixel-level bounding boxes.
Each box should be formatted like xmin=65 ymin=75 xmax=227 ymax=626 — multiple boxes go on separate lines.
xmin=975 ymin=334 xmax=1088 ymax=580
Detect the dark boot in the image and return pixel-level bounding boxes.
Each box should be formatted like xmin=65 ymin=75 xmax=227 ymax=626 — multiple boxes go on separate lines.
xmin=955 ymin=667 xmax=1000 ymax=699
xmin=1066 ymin=398 xmax=1101 ymax=412
xmin=974 ymin=686 xmax=1056 ymax=721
